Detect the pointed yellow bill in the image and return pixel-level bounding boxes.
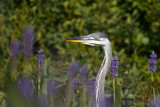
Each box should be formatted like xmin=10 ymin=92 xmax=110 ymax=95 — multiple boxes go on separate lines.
xmin=65 ymin=40 xmax=87 ymax=42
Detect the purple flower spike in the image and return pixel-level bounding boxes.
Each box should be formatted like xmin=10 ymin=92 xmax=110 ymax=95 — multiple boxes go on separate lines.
xmin=110 ymin=56 xmax=119 ymax=79
xmin=79 ymin=65 xmax=88 ymax=84
xmin=11 ymin=40 xmax=20 ymax=56
xmin=148 ymin=52 xmax=157 ymax=72
xmin=150 ymin=53 xmax=157 ymax=58
xmin=23 ymin=26 xmax=34 ymax=57
xmin=151 ymin=96 xmax=160 ymax=106
xmin=18 ymin=77 xmax=33 ymax=98
xmin=72 ymin=78 xmax=78 ymax=93
xmin=37 ymin=49 xmax=44 ymax=77
xmin=88 ymin=79 xmax=95 ymax=94
xmin=68 ymin=62 xmax=79 ymax=77
xmin=88 ymin=79 xmax=96 ymax=107
xmin=11 ymin=40 xmax=20 ymax=69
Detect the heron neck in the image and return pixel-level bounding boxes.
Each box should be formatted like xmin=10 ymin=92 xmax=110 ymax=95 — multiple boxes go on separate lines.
xmin=95 ymin=44 xmax=112 ymax=107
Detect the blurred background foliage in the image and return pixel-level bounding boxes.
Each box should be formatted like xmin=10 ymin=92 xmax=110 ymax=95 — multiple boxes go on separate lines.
xmin=0 ymin=0 xmax=160 ymax=106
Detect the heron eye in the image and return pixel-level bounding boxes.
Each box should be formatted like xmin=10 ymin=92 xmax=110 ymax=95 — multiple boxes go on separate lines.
xmin=96 ymin=36 xmax=100 ymax=40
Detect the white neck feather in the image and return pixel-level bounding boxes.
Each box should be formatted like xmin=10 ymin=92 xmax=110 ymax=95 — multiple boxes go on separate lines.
xmin=95 ymin=40 xmax=112 ymax=107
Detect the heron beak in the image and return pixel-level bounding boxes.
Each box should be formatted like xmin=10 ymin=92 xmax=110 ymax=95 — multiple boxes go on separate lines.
xmin=66 ymin=36 xmax=90 ymax=43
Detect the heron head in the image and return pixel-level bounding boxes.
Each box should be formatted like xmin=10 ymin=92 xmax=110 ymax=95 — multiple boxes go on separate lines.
xmin=66 ymin=32 xmax=110 ymax=46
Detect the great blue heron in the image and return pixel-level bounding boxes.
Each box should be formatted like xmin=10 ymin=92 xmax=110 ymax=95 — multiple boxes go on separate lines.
xmin=66 ymin=32 xmax=112 ymax=107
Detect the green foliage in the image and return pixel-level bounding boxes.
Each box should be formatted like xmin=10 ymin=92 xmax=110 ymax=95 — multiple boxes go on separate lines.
xmin=0 ymin=0 xmax=160 ymax=106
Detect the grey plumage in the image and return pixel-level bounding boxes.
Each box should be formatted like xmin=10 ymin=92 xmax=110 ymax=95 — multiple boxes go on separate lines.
xmin=95 ymin=45 xmax=112 ymax=107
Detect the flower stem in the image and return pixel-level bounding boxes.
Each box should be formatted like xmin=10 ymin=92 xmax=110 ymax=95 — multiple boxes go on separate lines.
xmin=38 ymin=76 xmax=41 ymax=96
xmin=50 ymin=95 xmax=54 ymax=107
xmin=151 ymin=72 xmax=153 ymax=82
xmin=113 ymin=79 xmax=115 ymax=107
xmin=72 ymin=93 xmax=76 ymax=107
xmin=80 ymin=88 xmax=87 ymax=107
xmin=151 ymin=72 xmax=155 ymax=101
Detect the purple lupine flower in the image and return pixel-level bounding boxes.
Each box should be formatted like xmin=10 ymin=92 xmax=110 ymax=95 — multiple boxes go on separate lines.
xmin=110 ymin=56 xmax=119 ymax=79
xmin=11 ymin=40 xmax=20 ymax=70
xmin=68 ymin=62 xmax=79 ymax=77
xmin=88 ymin=79 xmax=95 ymax=95
xmin=37 ymin=49 xmax=44 ymax=77
xmin=72 ymin=78 xmax=78 ymax=93
xmin=79 ymin=65 xmax=88 ymax=84
xmin=155 ymin=96 xmax=160 ymax=106
xmin=151 ymin=96 xmax=160 ymax=106
xmin=88 ymin=79 xmax=96 ymax=107
xmin=47 ymin=79 xmax=59 ymax=106
xmin=23 ymin=26 xmax=34 ymax=58
xmin=17 ymin=77 xmax=33 ymax=98
xmin=148 ymin=52 xmax=157 ymax=72
xmin=64 ymin=62 xmax=80 ymax=106
xmin=11 ymin=40 xmax=20 ymax=57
